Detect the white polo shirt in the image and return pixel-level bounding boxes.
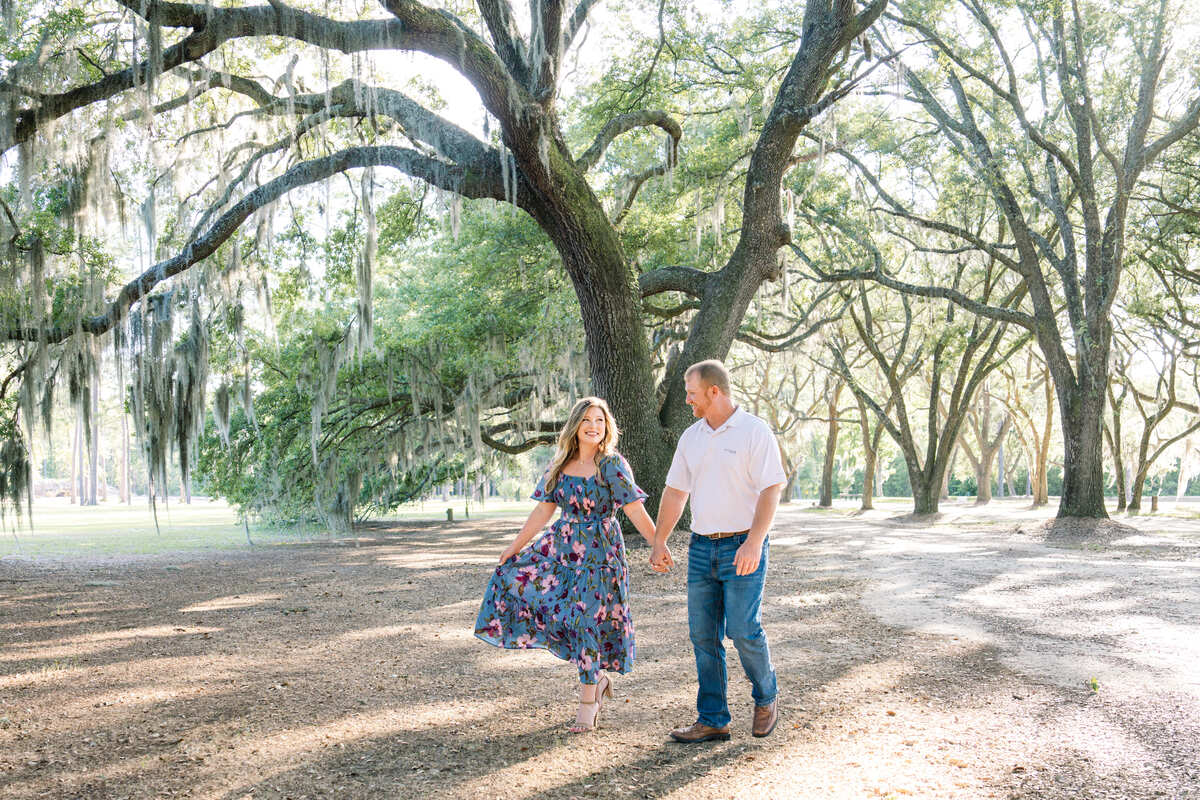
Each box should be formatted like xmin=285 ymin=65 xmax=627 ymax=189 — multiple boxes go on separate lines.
xmin=665 ymin=406 xmax=787 ymax=535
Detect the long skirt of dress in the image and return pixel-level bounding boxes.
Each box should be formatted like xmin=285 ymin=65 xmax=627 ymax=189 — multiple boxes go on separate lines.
xmin=474 ymin=514 xmax=635 ymax=684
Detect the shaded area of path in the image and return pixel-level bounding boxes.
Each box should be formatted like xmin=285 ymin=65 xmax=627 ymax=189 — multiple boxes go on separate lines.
xmin=0 ymin=502 xmax=1197 ymax=799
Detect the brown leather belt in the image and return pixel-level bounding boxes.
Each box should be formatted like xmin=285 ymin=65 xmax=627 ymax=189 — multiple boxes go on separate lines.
xmin=696 ymin=529 xmax=751 ymax=540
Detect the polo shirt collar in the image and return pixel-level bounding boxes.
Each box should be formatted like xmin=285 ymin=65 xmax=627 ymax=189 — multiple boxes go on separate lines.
xmin=702 ymin=405 xmax=744 ymax=434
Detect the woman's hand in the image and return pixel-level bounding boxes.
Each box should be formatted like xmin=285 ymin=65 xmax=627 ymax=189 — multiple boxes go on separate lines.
xmin=499 ymin=542 xmax=521 ymax=564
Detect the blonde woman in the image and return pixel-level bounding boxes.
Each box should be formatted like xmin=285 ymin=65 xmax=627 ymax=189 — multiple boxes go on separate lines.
xmin=475 ymin=397 xmax=661 ymax=732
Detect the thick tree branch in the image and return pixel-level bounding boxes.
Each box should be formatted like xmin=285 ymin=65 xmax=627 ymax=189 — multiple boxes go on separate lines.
xmin=4 ymin=145 xmax=504 ymax=344
xmin=792 ymin=237 xmax=1036 ymax=330
xmin=638 ymin=265 xmax=710 ymax=298
xmin=7 ymin=0 xmax=532 ymax=153
xmin=481 ymin=421 xmax=562 ymax=454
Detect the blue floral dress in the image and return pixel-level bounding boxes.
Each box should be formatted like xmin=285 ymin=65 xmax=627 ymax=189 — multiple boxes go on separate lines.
xmin=474 ymin=453 xmax=648 ymax=684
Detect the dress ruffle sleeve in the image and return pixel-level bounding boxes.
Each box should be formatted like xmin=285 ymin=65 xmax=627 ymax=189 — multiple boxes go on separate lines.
xmin=601 ymin=453 xmax=648 ymax=510
xmin=531 ymin=470 xmax=554 ymax=503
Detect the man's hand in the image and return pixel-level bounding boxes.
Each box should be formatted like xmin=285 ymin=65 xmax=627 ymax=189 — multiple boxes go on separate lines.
xmin=733 ymin=539 xmax=762 ymax=576
xmin=650 ymin=542 xmax=674 ymax=572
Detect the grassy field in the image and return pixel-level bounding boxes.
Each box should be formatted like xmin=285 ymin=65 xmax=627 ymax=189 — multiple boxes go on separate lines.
xmin=6 ymin=492 xmax=1196 ymax=560
xmin=0 ymin=496 xmax=532 ymax=559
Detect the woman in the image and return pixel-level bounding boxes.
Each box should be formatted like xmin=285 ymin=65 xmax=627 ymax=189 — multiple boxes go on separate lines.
xmin=474 ymin=396 xmax=660 ymax=732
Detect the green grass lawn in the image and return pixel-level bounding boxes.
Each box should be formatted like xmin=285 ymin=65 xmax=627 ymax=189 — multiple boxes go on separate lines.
xmin=0 ymin=497 xmax=530 ymax=559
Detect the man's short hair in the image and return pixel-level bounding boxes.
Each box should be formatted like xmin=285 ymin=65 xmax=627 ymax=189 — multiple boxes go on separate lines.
xmin=685 ymin=359 xmax=731 ymax=395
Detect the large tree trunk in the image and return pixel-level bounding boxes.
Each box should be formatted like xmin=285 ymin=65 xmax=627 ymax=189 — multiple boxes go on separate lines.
xmin=940 ymin=446 xmax=956 ymax=502
xmin=819 ymin=416 xmax=839 ymax=507
xmin=911 ymin=470 xmax=939 ymax=515
xmin=530 ymin=172 xmax=673 ymax=519
xmin=860 ymin=411 xmax=885 ymax=512
xmin=1034 ymin=374 xmax=1053 ymax=507
xmin=1105 ymin=381 xmax=1128 ymax=511
xmin=1128 ymin=462 xmax=1149 ymax=513
xmin=1056 ymin=374 xmax=1109 ymax=518
xmin=975 ymin=452 xmax=994 ymax=504
xmin=861 ymin=439 xmax=877 ymax=510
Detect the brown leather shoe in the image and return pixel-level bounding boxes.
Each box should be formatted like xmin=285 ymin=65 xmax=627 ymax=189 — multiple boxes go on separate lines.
xmin=669 ymin=721 xmax=731 ymax=743
xmin=752 ymin=701 xmax=778 ymax=738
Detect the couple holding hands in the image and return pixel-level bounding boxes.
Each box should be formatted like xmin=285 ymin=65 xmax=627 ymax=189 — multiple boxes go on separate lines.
xmin=475 ymin=360 xmax=785 ymax=741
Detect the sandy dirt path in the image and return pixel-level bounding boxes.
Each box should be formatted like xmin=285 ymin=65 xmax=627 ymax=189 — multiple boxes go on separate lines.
xmin=1 ymin=500 xmax=1197 ymax=799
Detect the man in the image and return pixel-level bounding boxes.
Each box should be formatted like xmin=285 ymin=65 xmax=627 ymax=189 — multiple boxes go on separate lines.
xmin=651 ymin=359 xmax=786 ymax=742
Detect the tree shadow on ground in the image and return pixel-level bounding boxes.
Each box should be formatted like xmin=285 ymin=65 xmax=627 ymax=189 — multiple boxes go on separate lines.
xmin=3 ymin=511 xmax=1199 ymax=799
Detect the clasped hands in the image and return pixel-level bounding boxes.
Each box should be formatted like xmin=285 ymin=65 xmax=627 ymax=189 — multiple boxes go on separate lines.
xmin=649 ymin=541 xmax=674 ymax=572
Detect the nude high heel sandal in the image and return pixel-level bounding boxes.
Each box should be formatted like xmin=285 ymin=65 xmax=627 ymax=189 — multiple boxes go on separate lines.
xmin=568 ymin=675 xmax=613 ymax=733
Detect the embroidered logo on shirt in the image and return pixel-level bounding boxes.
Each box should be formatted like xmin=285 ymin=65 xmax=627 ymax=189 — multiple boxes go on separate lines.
xmin=723 ymin=448 xmax=738 ymax=454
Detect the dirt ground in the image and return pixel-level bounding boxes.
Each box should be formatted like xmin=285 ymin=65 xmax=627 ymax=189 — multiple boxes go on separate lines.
xmin=2 ymin=500 xmax=1199 ymax=799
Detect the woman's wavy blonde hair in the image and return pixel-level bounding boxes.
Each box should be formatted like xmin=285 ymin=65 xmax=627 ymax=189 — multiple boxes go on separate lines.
xmin=544 ymin=397 xmax=620 ymax=492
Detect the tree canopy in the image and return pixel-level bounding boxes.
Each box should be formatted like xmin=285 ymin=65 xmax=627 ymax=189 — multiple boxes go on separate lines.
xmin=2 ymin=0 xmax=1199 ymax=528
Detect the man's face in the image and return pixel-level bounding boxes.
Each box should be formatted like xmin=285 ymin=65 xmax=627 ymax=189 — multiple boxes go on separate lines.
xmin=684 ymin=374 xmax=714 ymax=418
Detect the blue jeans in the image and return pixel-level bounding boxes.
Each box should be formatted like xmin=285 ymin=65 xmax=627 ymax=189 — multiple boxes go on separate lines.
xmin=687 ymin=532 xmax=777 ymax=729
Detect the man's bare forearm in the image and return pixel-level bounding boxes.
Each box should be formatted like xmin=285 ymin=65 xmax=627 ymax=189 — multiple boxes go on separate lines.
xmin=654 ymin=487 xmax=689 ymax=546
xmin=747 ymin=484 xmax=783 ymax=547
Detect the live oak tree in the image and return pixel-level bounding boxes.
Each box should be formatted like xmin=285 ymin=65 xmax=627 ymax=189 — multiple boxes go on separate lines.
xmin=827 ymin=282 xmax=1022 ymax=515
xmin=956 ymin=383 xmax=1010 ymax=505
xmin=0 ymin=0 xmax=887 ymax=517
xmin=996 ymin=348 xmax=1056 ymax=507
xmin=816 ymin=0 xmax=1200 ymax=519
xmin=1108 ymin=308 xmax=1200 ymax=513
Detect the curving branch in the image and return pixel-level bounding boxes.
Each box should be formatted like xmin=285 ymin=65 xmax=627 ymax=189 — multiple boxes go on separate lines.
xmin=185 ymin=105 xmax=353 ymax=243
xmin=481 ymin=421 xmax=563 ymax=454
xmin=378 ymin=0 xmax=529 ymax=124
xmin=885 ymin=8 xmax=1084 ymax=191
xmin=611 ymin=163 xmax=667 ymax=225
xmin=791 ymin=229 xmax=1037 ymax=331
xmin=576 ymin=110 xmax=682 ymax=172
xmin=6 ymin=2 xmax=409 ymax=153
xmin=638 ymin=265 xmax=710 ymax=299
xmin=7 ymin=0 xmax=535 ymax=153
xmin=1136 ymin=93 xmax=1200 ymax=174
xmin=736 ymin=302 xmax=848 ymax=352
xmin=4 ymin=144 xmax=505 ymax=344
xmin=814 ymin=134 xmax=1022 ymax=272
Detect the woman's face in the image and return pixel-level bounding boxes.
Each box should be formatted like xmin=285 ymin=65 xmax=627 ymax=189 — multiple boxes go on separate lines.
xmin=576 ymin=406 xmax=607 ymax=450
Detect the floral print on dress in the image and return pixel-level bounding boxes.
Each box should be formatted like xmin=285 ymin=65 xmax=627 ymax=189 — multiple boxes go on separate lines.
xmin=474 ymin=453 xmax=648 ymax=684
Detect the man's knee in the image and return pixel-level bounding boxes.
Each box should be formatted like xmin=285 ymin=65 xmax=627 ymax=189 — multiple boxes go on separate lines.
xmin=727 ymin=624 xmax=766 ymax=650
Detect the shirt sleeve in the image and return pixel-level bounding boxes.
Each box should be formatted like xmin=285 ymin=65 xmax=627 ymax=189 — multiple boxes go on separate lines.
xmin=531 ymin=470 xmax=554 ymax=502
xmin=601 ymin=453 xmax=649 ymax=509
xmin=751 ymin=424 xmax=787 ymax=492
xmin=664 ymin=431 xmax=693 ymax=493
